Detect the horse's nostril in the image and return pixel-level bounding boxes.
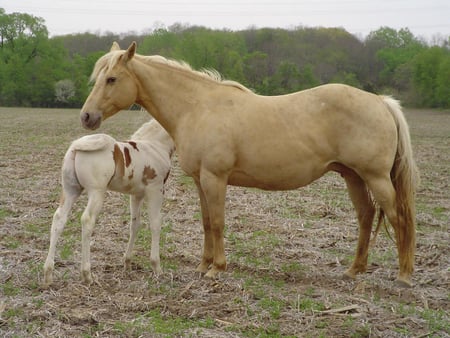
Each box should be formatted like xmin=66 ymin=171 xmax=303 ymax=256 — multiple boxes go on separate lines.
xmin=82 ymin=112 xmax=90 ymax=122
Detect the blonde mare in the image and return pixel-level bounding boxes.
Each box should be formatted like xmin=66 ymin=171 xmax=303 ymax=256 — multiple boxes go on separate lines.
xmin=43 ymin=119 xmax=175 ymax=287
xmin=80 ymin=42 xmax=419 ymax=287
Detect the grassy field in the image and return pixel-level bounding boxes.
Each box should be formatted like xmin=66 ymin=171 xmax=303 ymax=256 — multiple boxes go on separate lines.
xmin=0 ymin=107 xmax=448 ymax=337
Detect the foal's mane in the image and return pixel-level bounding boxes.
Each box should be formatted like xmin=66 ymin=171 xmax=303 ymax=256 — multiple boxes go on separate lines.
xmin=91 ymin=51 xmax=251 ymax=93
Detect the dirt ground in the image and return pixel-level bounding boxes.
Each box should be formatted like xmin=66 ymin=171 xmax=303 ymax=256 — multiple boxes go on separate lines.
xmin=0 ymin=107 xmax=448 ymax=337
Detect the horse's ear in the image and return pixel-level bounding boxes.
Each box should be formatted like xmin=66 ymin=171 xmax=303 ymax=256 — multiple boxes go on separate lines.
xmin=110 ymin=41 xmax=121 ymax=51
xmin=119 ymin=42 xmax=136 ymax=64
xmin=125 ymin=41 xmax=137 ymax=61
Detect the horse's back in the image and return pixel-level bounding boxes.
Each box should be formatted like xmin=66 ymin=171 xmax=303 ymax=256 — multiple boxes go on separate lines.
xmin=207 ymin=84 xmax=398 ymax=190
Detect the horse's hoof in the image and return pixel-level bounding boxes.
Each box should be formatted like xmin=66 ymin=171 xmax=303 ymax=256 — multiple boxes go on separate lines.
xmin=195 ymin=263 xmax=210 ymax=274
xmin=343 ymin=270 xmax=356 ymax=280
xmin=204 ymin=269 xmax=219 ymax=279
xmin=395 ymin=278 xmax=413 ymax=288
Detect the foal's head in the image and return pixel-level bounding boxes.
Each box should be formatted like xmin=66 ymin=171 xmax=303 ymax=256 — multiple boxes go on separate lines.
xmin=81 ymin=42 xmax=138 ymax=130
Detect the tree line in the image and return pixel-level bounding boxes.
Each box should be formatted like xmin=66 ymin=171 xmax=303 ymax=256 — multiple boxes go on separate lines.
xmin=0 ymin=9 xmax=449 ymax=108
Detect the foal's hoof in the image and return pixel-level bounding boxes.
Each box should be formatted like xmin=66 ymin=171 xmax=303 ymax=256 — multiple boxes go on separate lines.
xmin=81 ymin=271 xmax=93 ymax=285
xmin=42 ymin=273 xmax=53 ymax=289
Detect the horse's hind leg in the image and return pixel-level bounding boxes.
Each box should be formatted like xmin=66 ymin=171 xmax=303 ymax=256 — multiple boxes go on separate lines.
xmin=342 ymin=171 xmax=376 ymax=280
xmin=123 ymin=195 xmax=144 ymax=270
xmin=366 ymin=174 xmax=415 ymax=287
xmin=80 ymin=189 xmax=105 ymax=285
xmin=43 ymin=188 xmax=81 ymax=288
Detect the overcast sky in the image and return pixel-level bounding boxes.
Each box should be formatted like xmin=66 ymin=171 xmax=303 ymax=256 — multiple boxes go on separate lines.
xmin=1 ymin=0 xmax=449 ymax=40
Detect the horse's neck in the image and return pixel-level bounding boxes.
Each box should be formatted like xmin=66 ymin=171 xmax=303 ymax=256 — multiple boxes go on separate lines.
xmin=133 ymin=59 xmax=216 ymax=135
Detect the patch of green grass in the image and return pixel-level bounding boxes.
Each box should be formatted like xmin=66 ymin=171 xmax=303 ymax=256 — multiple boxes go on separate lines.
xmin=193 ymin=211 xmax=202 ymax=221
xmin=294 ymin=296 xmax=326 ymax=312
xmin=3 ymin=306 xmax=25 ymax=319
xmin=1 ymin=281 xmax=21 ymax=296
xmin=60 ymin=241 xmax=75 ymax=260
xmin=82 ymin=323 xmax=106 ymax=337
xmin=279 ymin=206 xmax=301 ymax=219
xmin=229 ymin=230 xmax=281 ymax=269
xmin=393 ymin=302 xmax=449 ymax=335
xmin=258 ymin=297 xmax=284 ymax=319
xmin=177 ymin=174 xmax=195 ymax=187
xmin=0 ymin=207 xmax=16 ymax=220
xmin=111 ymin=309 xmax=214 ymax=336
xmin=3 ymin=236 xmax=21 ymax=249
xmin=421 ymin=308 xmax=449 ymax=334
xmin=368 ymin=247 xmax=396 ymax=266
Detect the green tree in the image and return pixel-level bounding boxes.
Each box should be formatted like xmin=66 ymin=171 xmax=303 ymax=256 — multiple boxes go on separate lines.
xmin=413 ymin=47 xmax=450 ymax=107
xmin=0 ymin=9 xmax=69 ymax=106
xmin=365 ymin=27 xmax=426 ymax=92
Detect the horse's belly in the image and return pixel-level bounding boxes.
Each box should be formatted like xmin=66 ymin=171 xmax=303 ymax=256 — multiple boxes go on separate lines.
xmin=228 ymin=164 xmax=324 ymax=191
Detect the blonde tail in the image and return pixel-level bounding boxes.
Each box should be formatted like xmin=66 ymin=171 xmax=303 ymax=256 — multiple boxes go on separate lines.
xmin=382 ymin=96 xmax=419 ymax=282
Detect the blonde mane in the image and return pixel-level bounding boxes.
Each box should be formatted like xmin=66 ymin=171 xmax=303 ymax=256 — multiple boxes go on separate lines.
xmin=91 ymin=51 xmax=251 ymax=92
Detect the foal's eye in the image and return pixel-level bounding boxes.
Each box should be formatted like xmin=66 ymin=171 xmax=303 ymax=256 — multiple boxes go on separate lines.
xmin=106 ymin=77 xmax=116 ymax=84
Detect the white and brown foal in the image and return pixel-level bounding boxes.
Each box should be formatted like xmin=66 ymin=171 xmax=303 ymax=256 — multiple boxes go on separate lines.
xmin=43 ymin=119 xmax=174 ymax=287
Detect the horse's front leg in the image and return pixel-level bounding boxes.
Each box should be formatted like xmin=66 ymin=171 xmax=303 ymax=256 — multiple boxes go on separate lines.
xmin=194 ymin=179 xmax=213 ymax=273
xmin=43 ymin=189 xmax=80 ymax=288
xmin=198 ymin=170 xmax=228 ymax=278
xmin=124 ymin=195 xmax=144 ymax=270
xmin=80 ymin=190 xmax=105 ymax=285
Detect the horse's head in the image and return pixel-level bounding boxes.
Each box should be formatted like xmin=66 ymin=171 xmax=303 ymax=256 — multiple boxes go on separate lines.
xmin=80 ymin=42 xmax=138 ymax=130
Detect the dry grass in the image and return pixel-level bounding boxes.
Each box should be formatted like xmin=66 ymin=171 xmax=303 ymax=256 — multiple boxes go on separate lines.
xmin=0 ymin=107 xmax=448 ymax=337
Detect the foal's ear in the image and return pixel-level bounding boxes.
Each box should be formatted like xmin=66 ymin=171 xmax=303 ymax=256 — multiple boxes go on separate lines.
xmin=110 ymin=41 xmax=121 ymax=51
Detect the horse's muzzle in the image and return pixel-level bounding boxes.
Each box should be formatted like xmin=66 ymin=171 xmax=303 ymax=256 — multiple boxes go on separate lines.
xmin=80 ymin=112 xmax=102 ymax=130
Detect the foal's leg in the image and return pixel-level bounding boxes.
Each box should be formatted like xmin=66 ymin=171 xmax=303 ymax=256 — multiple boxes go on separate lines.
xmin=123 ymin=195 xmax=144 ymax=270
xmin=366 ymin=174 xmax=415 ymax=287
xmin=145 ymin=186 xmax=164 ymax=275
xmin=80 ymin=189 xmax=105 ymax=285
xmin=43 ymin=188 xmax=81 ymax=287
xmin=198 ymin=170 xmax=228 ymax=278
xmin=342 ymin=172 xmax=376 ymax=280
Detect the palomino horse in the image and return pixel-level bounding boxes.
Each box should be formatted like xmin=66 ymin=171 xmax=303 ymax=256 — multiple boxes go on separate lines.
xmin=43 ymin=119 xmax=175 ymax=287
xmin=80 ymin=42 xmax=419 ymax=287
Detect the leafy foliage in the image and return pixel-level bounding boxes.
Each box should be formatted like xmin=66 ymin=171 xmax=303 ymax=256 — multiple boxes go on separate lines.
xmin=0 ymin=8 xmax=449 ymax=108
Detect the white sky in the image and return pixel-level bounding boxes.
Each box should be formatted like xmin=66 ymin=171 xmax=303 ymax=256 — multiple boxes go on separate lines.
xmin=1 ymin=0 xmax=449 ymax=40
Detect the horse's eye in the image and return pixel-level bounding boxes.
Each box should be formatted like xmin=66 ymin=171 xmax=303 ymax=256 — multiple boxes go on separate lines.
xmin=106 ymin=77 xmax=116 ymax=84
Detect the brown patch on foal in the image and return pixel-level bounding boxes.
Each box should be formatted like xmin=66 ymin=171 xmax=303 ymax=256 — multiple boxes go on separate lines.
xmin=124 ymin=147 xmax=132 ymax=167
xmin=142 ymin=166 xmax=157 ymax=185
xmin=113 ymin=144 xmax=125 ymax=177
xmin=127 ymin=141 xmax=138 ymax=150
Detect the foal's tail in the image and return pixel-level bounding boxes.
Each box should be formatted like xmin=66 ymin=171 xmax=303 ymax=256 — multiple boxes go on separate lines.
xmin=381 ymin=96 xmax=419 ymax=274
xmin=61 ymin=134 xmax=116 ymax=191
